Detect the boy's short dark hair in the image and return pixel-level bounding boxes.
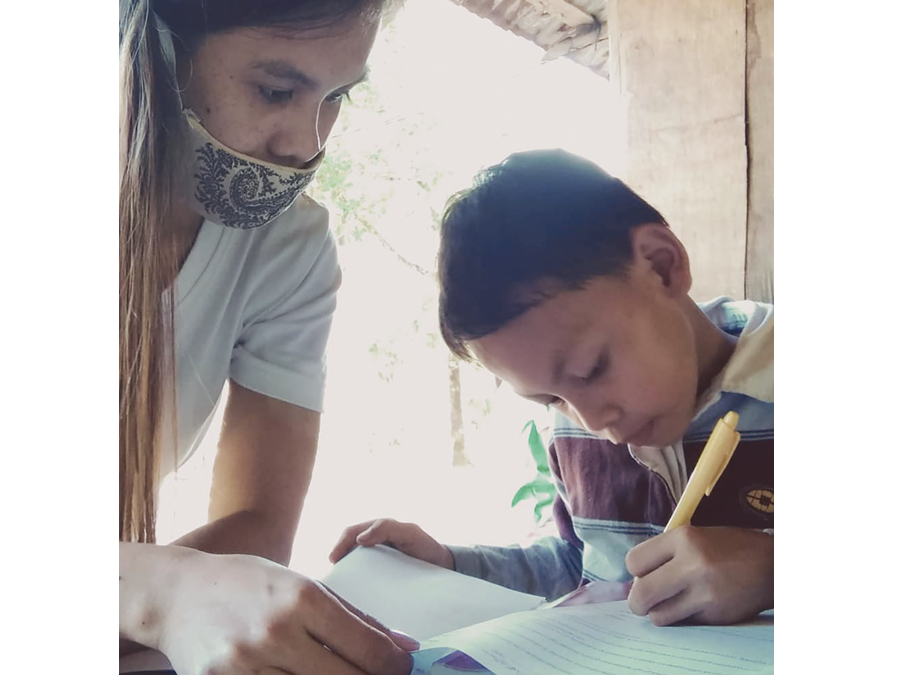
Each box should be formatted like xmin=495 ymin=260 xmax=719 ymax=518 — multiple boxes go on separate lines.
xmin=438 ymin=149 xmax=667 ymax=361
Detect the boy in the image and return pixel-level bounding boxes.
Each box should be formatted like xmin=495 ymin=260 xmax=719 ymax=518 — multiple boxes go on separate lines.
xmin=331 ymin=149 xmax=773 ymax=626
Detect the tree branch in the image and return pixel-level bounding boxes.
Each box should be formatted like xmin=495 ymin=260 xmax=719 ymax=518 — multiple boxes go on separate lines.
xmin=366 ymin=227 xmax=433 ymax=278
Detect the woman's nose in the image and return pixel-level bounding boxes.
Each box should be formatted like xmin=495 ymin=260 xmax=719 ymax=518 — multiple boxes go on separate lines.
xmin=270 ymin=105 xmax=324 ymax=167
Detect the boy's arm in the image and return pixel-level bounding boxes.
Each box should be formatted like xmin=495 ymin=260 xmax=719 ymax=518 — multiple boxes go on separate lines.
xmin=330 ymin=517 xmax=584 ymax=602
xmin=447 ymin=535 xmax=583 ymax=600
xmin=448 ymin=481 xmax=586 ymax=600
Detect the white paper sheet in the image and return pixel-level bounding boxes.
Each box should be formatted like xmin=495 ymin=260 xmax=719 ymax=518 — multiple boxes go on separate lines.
xmin=420 ymin=601 xmax=774 ymax=675
xmin=322 ymin=545 xmax=544 ymax=641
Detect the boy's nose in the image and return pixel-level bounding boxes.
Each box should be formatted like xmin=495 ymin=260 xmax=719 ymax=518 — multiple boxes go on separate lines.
xmin=570 ymin=401 xmax=621 ymax=439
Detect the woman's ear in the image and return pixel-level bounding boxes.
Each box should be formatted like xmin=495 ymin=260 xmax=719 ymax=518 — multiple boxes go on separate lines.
xmin=630 ymin=223 xmax=692 ymax=296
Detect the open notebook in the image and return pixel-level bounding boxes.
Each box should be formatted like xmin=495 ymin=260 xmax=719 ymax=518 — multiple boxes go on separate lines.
xmin=326 ymin=546 xmax=774 ymax=675
xmin=120 ymin=545 xmax=774 ymax=674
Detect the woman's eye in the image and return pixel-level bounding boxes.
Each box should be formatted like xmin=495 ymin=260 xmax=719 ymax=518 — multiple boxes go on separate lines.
xmin=259 ymin=86 xmax=294 ymax=104
xmin=326 ymin=89 xmax=352 ymax=105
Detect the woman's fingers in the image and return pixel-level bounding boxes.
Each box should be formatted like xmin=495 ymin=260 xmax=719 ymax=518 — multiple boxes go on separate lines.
xmin=326 ymin=585 xmax=420 ymax=652
xmin=301 ymin=582 xmax=414 ymax=675
xmin=260 ymin=637 xmax=373 ymax=675
xmin=257 ymin=633 xmax=369 ymax=675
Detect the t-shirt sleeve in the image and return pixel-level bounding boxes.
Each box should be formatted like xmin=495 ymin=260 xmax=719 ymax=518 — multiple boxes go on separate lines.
xmin=230 ymin=227 xmax=341 ymax=413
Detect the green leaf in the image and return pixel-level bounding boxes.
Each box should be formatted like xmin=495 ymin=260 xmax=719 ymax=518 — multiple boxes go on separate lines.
xmin=513 ymin=421 xmax=558 ymax=516
xmin=526 ymin=423 xmax=550 ymax=475
xmin=511 ymin=484 xmax=535 ymax=507
xmin=511 ymin=475 xmax=556 ymax=508
xmin=531 ymin=480 xmax=557 ymax=497
xmin=533 ymin=495 xmax=555 ymax=522
xmin=522 ymin=476 xmax=550 ymax=491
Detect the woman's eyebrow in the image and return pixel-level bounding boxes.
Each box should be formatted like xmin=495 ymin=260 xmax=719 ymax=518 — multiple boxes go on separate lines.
xmin=252 ymin=60 xmax=318 ymax=86
xmin=251 ymin=60 xmax=370 ymax=90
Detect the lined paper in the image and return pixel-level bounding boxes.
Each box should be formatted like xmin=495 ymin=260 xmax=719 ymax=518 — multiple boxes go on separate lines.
xmin=420 ymin=601 xmax=774 ymax=675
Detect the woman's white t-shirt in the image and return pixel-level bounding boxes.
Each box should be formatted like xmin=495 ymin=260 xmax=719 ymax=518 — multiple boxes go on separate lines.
xmin=163 ymin=195 xmax=340 ymax=476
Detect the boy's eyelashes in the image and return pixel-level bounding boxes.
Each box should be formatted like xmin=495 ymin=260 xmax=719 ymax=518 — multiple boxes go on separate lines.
xmin=579 ymin=353 xmax=610 ymax=384
xmin=520 ymin=354 xmax=609 ymax=407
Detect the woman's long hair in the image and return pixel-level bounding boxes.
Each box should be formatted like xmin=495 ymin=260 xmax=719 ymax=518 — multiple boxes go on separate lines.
xmin=119 ymin=0 xmax=181 ymax=543
xmin=118 ymin=0 xmax=393 ymax=543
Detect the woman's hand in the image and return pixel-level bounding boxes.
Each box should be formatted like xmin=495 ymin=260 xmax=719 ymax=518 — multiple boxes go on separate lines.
xmin=329 ymin=518 xmax=454 ymax=570
xmin=120 ymin=543 xmax=416 ymax=675
xmin=625 ymin=526 xmax=773 ymax=626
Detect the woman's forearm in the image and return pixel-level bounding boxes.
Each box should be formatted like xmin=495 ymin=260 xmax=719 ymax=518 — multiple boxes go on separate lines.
xmin=170 ymin=508 xmax=295 ymax=566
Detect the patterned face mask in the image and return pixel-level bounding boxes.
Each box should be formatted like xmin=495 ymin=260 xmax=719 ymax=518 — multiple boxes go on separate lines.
xmin=182 ymin=109 xmax=324 ymax=229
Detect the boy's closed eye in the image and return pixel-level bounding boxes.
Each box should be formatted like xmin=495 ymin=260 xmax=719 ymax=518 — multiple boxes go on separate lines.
xmin=579 ymin=352 xmax=610 ymax=384
xmin=517 ymin=352 xmax=609 ymax=408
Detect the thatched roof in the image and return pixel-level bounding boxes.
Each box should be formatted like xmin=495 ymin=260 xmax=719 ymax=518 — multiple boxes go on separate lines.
xmin=449 ymin=0 xmax=609 ymax=76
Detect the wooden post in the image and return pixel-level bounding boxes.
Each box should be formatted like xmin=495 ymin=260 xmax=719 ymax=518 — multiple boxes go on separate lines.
xmin=745 ymin=0 xmax=774 ymax=302
xmin=608 ymin=0 xmax=753 ymax=303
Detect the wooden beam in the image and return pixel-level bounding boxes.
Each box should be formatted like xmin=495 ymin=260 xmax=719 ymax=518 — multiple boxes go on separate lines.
xmin=520 ymin=0 xmax=595 ymax=27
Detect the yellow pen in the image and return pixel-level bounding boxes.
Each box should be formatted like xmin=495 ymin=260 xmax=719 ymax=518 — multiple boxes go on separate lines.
xmin=664 ymin=411 xmax=742 ymax=532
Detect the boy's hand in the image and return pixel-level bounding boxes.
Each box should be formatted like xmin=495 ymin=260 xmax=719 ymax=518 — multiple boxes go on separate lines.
xmin=330 ymin=518 xmax=455 ymax=570
xmin=625 ymin=526 xmax=773 ymax=626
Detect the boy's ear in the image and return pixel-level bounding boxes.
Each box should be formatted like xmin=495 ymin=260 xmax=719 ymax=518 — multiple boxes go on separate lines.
xmin=630 ymin=223 xmax=692 ymax=296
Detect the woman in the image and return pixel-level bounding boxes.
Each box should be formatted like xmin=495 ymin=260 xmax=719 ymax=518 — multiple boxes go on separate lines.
xmin=118 ymin=1 xmax=415 ymax=673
